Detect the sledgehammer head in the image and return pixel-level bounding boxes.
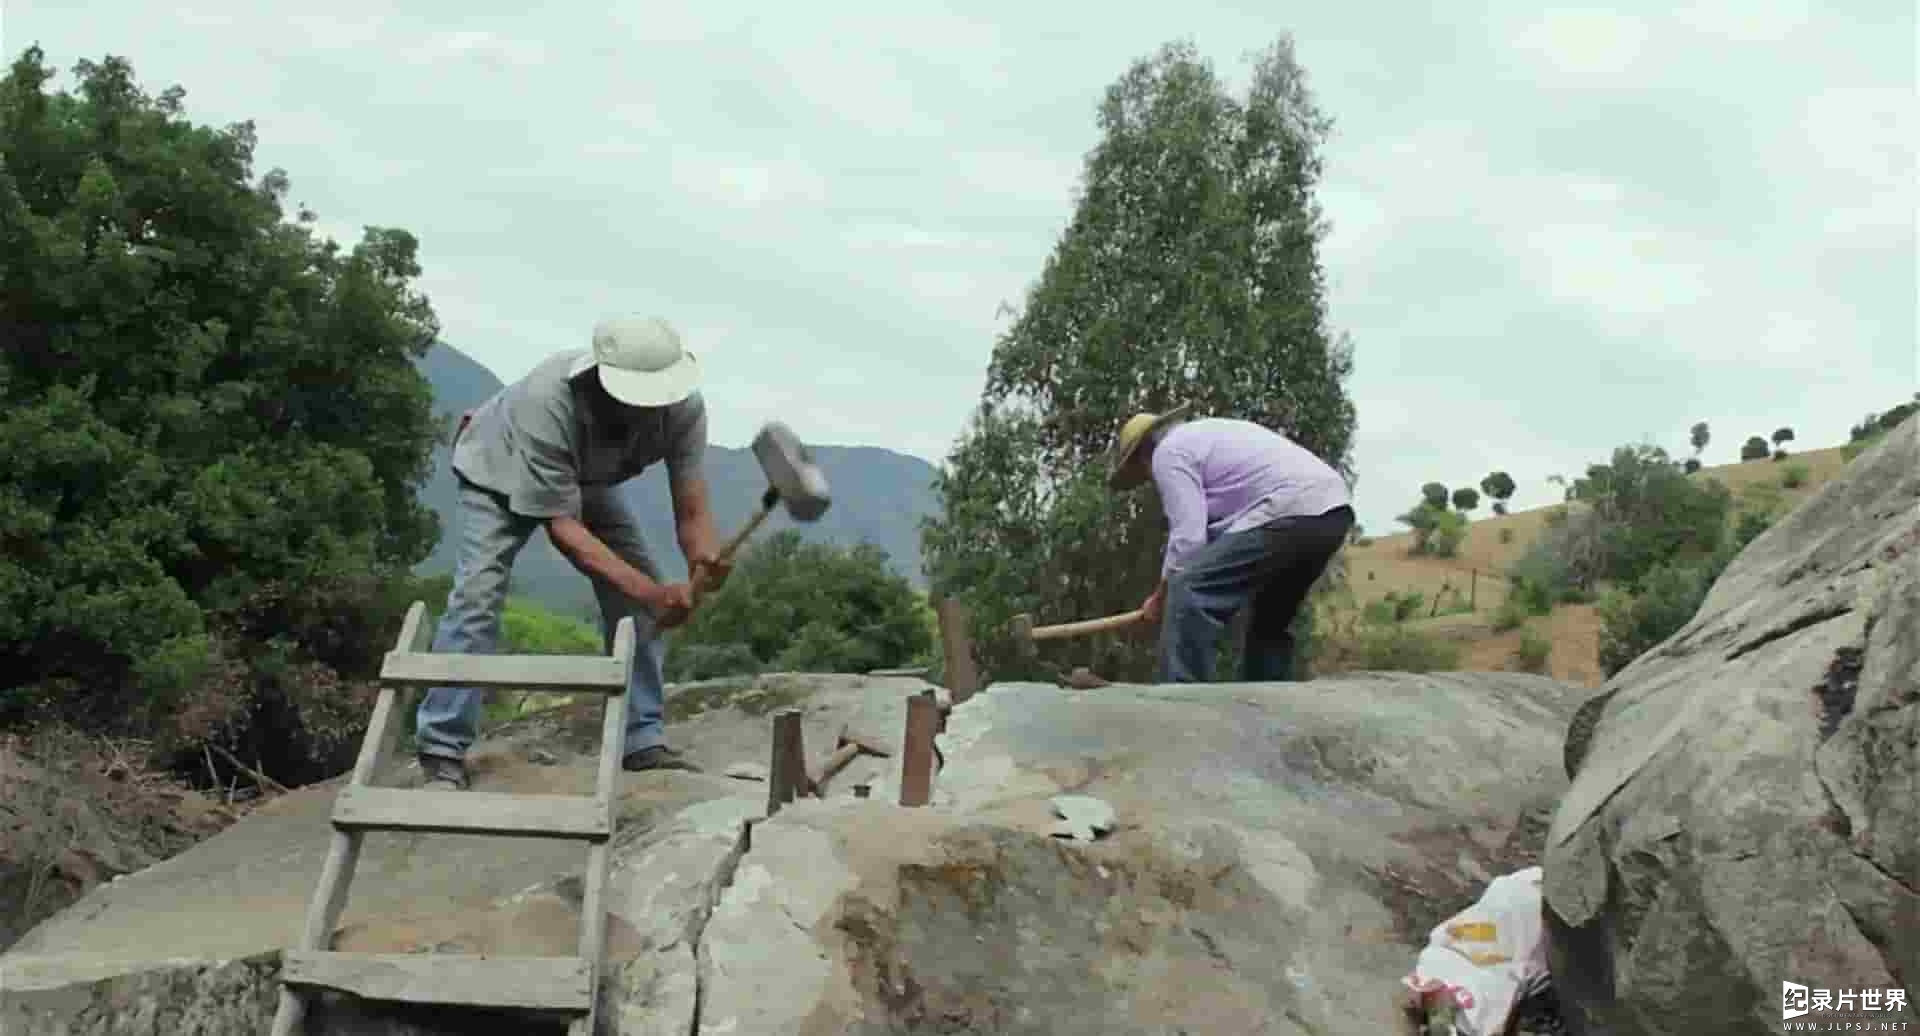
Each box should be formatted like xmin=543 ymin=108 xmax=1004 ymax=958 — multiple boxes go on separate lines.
xmin=753 ymin=421 xmax=831 ymax=522
xmin=1009 ymin=613 xmax=1036 ymax=658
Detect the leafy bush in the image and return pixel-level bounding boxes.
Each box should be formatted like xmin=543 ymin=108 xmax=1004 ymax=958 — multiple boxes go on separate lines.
xmin=1781 ymin=463 xmax=1809 ymax=489
xmin=1740 ymin=436 xmax=1770 ymax=461
xmin=671 ymin=530 xmax=930 ymax=678
xmin=1597 ymin=564 xmax=1708 ymax=677
xmin=1683 ymin=458 xmax=1701 ymax=474
xmin=1595 ymin=503 xmax=1776 ymax=677
xmin=1452 ymin=487 xmax=1480 ymax=513
xmin=1498 ymin=528 xmax=1515 ymax=544
xmin=1421 ymin=482 xmax=1450 ymax=509
xmin=1514 ymin=629 xmax=1552 ymax=674
xmin=1355 ymin=625 xmax=1461 ymax=673
xmin=668 ymin=643 xmax=762 ymax=682
xmin=0 ymin=51 xmax=441 ymax=787
xmin=1428 ymin=509 xmax=1467 ymax=558
xmin=1492 ymin=597 xmax=1529 ymax=632
xmin=500 ymin=600 xmax=603 ymax=655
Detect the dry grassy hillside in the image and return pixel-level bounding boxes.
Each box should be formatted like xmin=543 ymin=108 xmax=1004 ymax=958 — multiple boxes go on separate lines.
xmin=1327 ymin=444 xmax=1851 ymax=687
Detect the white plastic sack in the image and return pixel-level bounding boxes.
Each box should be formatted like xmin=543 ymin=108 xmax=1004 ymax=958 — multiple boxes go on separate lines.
xmin=1400 ymin=865 xmax=1551 ymax=1036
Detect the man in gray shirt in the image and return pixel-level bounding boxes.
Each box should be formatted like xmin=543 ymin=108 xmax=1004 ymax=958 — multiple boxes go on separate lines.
xmin=415 ymin=316 xmax=728 ymax=788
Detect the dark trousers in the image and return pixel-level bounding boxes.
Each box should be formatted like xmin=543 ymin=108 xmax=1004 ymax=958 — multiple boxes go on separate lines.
xmin=1157 ymin=505 xmax=1354 ymax=683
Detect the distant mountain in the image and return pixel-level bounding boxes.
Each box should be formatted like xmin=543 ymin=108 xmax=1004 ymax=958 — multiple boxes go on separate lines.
xmin=414 ymin=342 xmax=940 ymax=618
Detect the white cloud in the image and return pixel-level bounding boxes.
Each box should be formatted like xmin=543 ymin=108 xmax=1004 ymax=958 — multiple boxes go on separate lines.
xmin=1672 ymin=0 xmax=1814 ymax=42
xmin=414 ymin=29 xmax=547 ymax=67
xmin=1507 ymin=9 xmax=1654 ymax=88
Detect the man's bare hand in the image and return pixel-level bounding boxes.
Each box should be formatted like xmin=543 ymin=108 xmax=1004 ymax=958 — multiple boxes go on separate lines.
xmin=690 ymin=555 xmax=733 ymax=594
xmin=1140 ymin=586 xmax=1166 ymax=626
xmin=647 ymin=582 xmax=696 ymax=629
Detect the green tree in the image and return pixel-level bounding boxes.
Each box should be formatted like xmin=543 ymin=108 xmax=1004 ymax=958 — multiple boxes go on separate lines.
xmin=1563 ymin=444 xmax=1732 ymax=589
xmin=0 ymin=49 xmax=440 ymax=783
xmin=668 ymin=530 xmax=931 ymax=679
xmin=1421 ymin=482 xmax=1450 ymax=509
xmin=1479 ymin=471 xmax=1516 ymax=515
xmin=1740 ymin=436 xmax=1770 ymax=461
xmin=921 ymin=38 xmax=1356 ymax=684
xmin=1689 ymin=421 xmax=1710 ymax=459
xmin=1451 ymin=486 xmax=1480 ymax=514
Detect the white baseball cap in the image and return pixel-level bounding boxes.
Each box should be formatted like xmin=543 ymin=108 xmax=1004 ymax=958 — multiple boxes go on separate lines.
xmin=568 ymin=316 xmax=701 ymax=407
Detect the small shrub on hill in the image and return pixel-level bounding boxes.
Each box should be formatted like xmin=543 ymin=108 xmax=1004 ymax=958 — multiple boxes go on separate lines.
xmin=1356 ymin=625 xmax=1462 ymax=673
xmin=1781 ymin=463 xmax=1809 ymax=489
xmin=1499 ymin=527 xmax=1515 ymax=544
xmin=1596 ymin=504 xmax=1776 ymax=677
xmin=1492 ymin=597 xmax=1529 ymax=632
xmin=1514 ymin=629 xmax=1552 ymax=674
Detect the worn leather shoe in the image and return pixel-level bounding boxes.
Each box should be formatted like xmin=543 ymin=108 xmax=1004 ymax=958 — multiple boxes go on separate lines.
xmin=621 ymin=746 xmax=701 ymax=773
xmin=418 ymin=753 xmax=470 ymax=790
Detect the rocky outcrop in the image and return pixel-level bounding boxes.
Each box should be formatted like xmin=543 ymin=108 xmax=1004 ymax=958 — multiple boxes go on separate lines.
xmin=1544 ymin=417 xmax=1920 ymax=1034
xmin=3 ymin=668 xmax=1588 ymax=1034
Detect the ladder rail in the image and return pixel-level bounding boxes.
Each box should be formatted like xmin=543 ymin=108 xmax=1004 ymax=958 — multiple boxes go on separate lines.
xmin=273 ymin=604 xmax=636 ymax=1036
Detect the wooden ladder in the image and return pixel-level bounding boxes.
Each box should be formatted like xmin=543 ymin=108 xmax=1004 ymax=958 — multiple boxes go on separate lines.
xmin=269 ymin=600 xmax=637 ymax=1036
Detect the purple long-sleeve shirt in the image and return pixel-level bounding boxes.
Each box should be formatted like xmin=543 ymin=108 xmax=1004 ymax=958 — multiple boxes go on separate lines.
xmin=1149 ymin=418 xmax=1351 ymax=578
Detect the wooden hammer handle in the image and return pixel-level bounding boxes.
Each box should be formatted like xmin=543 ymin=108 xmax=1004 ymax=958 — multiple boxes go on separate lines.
xmin=1030 ymin=609 xmax=1148 ymax=641
xmin=810 ymin=743 xmax=863 ymax=797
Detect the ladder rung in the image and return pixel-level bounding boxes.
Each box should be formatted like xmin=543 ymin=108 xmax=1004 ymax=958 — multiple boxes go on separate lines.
xmin=282 ymin=951 xmax=593 ymax=1012
xmin=332 ymin=787 xmax=610 ymax=840
xmin=379 ymin=649 xmax=626 ymax=693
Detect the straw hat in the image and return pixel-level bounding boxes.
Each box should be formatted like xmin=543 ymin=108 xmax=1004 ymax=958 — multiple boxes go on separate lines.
xmin=1106 ymin=403 xmax=1192 ymax=490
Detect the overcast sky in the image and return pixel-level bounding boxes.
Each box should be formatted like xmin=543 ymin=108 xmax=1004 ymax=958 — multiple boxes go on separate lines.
xmin=7 ymin=1 xmax=1914 ymax=535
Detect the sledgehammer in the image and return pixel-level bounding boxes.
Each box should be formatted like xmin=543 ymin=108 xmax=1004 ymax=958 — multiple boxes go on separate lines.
xmin=694 ymin=421 xmax=831 ymax=600
xmin=1009 ymin=609 xmax=1148 ymax=658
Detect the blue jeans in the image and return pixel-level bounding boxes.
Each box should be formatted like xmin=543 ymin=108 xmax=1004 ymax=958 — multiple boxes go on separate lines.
xmin=415 ymin=478 xmax=670 ymax=760
xmin=1157 ymin=505 xmax=1354 ymax=684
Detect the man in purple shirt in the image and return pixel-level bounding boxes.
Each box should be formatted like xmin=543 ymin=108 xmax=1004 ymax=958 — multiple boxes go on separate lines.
xmin=1108 ymin=405 xmax=1354 ymax=683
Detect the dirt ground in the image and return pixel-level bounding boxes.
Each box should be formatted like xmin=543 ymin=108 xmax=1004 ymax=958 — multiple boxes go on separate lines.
xmin=0 ymin=729 xmax=244 ymax=954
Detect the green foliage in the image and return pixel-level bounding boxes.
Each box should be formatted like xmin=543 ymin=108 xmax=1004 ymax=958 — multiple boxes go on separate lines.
xmin=1397 ymin=501 xmax=1465 ymax=558
xmin=1363 ymin=590 xmax=1425 ymax=625
xmin=1421 ymin=482 xmax=1450 ymax=509
xmin=1428 ymin=509 xmax=1466 ymax=558
xmin=1689 ymin=421 xmax=1710 ymax=456
xmin=1771 ymin=426 xmax=1794 ymax=447
xmin=1492 ymin=597 xmax=1529 ymax=632
xmin=500 ymin=600 xmax=602 ymax=655
xmin=1451 ymin=487 xmax=1480 ymax=513
xmin=668 ymin=530 xmax=930 ymax=680
xmin=1479 ymin=471 xmax=1516 ymax=506
xmin=1740 ymin=436 xmax=1770 ymax=461
xmin=920 ymin=38 xmax=1356 ymax=683
xmin=1781 ymin=462 xmax=1809 ymax=489
xmin=1310 ymin=599 xmax=1460 ymax=675
xmin=1849 ymin=398 xmax=1917 ymax=443
xmin=1353 ymin=625 xmax=1461 ymax=673
xmin=1513 ymin=628 xmax=1552 ymax=674
xmin=1683 ymin=458 xmax=1701 ymax=474
xmin=1596 ymin=500 xmax=1775 ymax=677
xmin=1562 ymin=444 xmax=1732 ymax=589
xmin=0 ymin=49 xmax=439 ymax=780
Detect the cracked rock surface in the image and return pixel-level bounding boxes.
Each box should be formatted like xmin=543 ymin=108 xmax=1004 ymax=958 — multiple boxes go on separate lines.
xmin=1 ymin=662 xmax=1589 ymax=1034
xmin=1543 ymin=416 xmax=1920 ymax=1035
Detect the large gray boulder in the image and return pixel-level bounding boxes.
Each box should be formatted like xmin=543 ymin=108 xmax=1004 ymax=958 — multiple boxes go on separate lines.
xmin=1544 ymin=418 xmax=1920 ymax=1034
xmin=2 ymin=668 xmax=1587 ymax=1034
xmin=698 ymin=673 xmax=1583 ymax=1035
